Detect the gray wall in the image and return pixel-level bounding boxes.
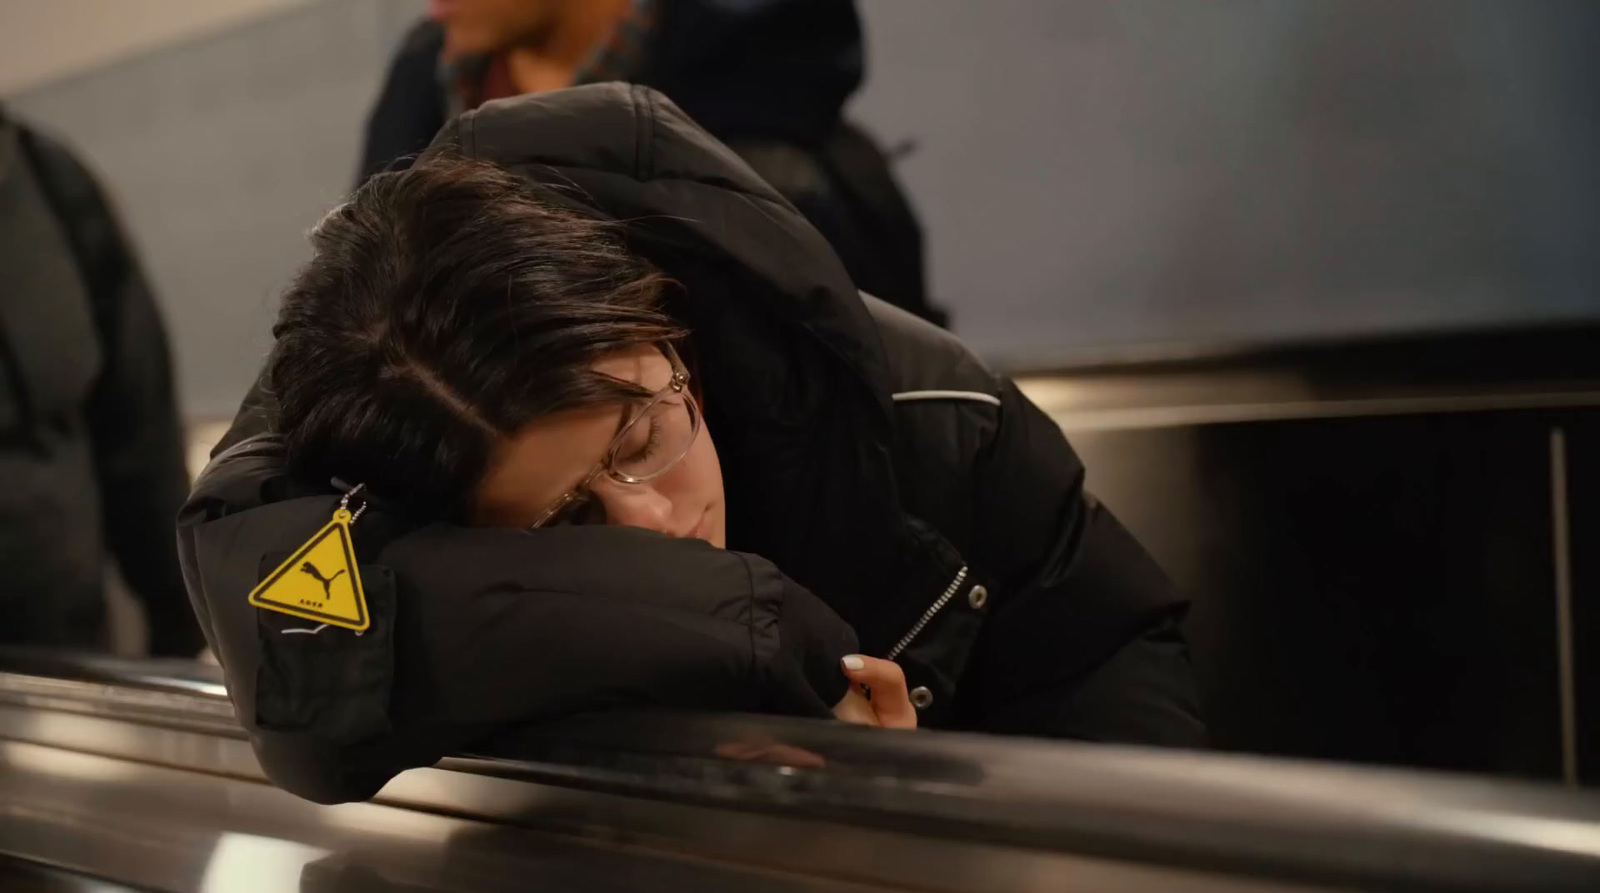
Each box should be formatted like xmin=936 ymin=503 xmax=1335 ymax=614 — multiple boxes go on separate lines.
xmin=10 ymin=0 xmax=425 ymax=418
xmin=11 ymin=0 xmax=1598 ymax=417
xmin=851 ymin=0 xmax=1599 ymax=365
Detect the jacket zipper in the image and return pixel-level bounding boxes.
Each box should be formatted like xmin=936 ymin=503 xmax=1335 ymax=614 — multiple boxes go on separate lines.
xmin=884 ymin=565 xmax=969 ymax=661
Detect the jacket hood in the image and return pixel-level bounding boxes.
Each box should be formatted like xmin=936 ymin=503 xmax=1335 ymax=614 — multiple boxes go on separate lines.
xmin=426 ymin=82 xmax=908 ymax=632
xmin=636 ymin=0 xmax=864 ymax=147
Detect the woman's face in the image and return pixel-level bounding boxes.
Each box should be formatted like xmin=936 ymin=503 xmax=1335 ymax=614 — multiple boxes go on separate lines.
xmin=473 ymin=346 xmax=727 ymax=548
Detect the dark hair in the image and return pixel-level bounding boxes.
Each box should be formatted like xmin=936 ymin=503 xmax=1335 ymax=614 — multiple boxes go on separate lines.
xmin=269 ymin=155 xmax=682 ymax=519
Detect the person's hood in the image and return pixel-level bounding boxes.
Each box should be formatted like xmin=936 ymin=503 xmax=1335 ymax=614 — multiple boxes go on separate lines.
xmin=635 ymin=0 xmax=863 ymax=146
xmin=426 ymin=83 xmax=914 ymax=634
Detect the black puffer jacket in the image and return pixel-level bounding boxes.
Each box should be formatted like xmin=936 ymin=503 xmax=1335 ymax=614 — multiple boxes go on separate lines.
xmin=179 ymin=84 xmax=1201 ymax=804
xmin=0 ymin=110 xmax=201 ymax=656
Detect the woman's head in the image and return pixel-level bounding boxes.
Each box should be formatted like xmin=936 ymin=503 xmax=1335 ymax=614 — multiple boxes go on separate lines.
xmin=271 ymin=156 xmax=725 ymax=545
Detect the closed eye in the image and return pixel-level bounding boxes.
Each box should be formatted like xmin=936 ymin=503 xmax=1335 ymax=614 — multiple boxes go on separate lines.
xmin=618 ymin=416 xmax=663 ymax=466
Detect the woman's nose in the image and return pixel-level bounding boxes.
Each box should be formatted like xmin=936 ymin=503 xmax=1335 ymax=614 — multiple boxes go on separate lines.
xmin=598 ymin=483 xmax=675 ymax=535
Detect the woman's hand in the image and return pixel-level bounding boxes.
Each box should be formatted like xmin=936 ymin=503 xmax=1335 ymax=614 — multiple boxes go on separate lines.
xmin=832 ymin=655 xmax=917 ymax=729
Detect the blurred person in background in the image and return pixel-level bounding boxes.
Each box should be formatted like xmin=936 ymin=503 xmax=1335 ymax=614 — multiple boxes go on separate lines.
xmin=359 ymin=0 xmax=943 ymax=325
xmin=180 ymin=86 xmax=1200 ymax=804
xmin=0 ymin=106 xmax=203 ymax=657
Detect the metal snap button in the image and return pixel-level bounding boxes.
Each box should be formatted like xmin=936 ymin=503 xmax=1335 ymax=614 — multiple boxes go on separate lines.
xmin=967 ymin=585 xmax=988 ymax=610
xmin=909 ymin=686 xmax=934 ymax=710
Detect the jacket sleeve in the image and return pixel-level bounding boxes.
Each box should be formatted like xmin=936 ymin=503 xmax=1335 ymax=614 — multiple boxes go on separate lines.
xmin=24 ymin=129 xmax=204 ymax=657
xmin=179 ymin=442 xmax=858 ymax=803
xmin=357 ymin=18 xmax=449 ymax=186
xmin=962 ymin=379 xmax=1205 ymax=746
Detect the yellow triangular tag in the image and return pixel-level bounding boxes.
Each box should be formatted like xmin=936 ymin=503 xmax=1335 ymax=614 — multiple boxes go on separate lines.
xmin=248 ymin=509 xmax=369 ymax=632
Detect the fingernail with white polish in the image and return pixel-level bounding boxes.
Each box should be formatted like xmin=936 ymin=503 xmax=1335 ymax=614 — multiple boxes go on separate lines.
xmin=841 ymin=655 xmax=865 ymax=671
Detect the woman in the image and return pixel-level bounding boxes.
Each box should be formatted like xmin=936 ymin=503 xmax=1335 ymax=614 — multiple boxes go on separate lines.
xmin=179 ymin=84 xmax=1201 ymax=805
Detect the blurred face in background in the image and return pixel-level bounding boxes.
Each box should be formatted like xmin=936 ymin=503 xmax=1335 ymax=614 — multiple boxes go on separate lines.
xmin=429 ymin=0 xmax=567 ymax=55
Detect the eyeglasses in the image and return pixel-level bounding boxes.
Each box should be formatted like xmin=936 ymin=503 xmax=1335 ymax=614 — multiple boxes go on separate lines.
xmin=528 ymin=345 xmax=703 ymax=529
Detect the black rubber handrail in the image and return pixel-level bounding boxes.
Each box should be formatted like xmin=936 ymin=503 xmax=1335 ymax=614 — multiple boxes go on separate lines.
xmin=4 ymin=647 xmax=1599 ymax=892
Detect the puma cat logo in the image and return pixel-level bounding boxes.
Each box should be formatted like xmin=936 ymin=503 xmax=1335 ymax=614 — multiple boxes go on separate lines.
xmin=298 ymin=561 xmax=346 ymax=601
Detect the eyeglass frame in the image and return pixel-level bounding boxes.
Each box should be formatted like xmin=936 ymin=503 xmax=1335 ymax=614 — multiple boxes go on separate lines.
xmin=527 ymin=343 xmax=701 ymax=529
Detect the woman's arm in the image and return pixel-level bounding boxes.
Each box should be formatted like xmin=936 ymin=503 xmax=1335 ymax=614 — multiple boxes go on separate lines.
xmin=180 ymin=442 xmax=863 ymax=803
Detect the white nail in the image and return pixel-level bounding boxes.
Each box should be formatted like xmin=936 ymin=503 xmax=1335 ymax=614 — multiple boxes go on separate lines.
xmin=841 ymin=655 xmax=865 ymax=671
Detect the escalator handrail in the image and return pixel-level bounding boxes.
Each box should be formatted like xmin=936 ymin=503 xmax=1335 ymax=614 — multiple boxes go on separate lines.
xmin=3 ymin=647 xmax=1598 ymax=892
